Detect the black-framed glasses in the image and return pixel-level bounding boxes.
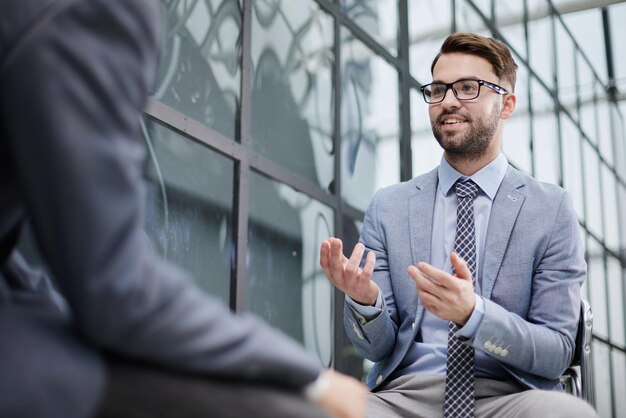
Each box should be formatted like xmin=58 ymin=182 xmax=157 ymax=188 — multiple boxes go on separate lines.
xmin=420 ymin=79 xmax=508 ymax=104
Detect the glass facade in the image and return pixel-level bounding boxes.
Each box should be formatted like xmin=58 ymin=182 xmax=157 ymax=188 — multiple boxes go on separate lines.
xmin=142 ymin=0 xmax=625 ymax=415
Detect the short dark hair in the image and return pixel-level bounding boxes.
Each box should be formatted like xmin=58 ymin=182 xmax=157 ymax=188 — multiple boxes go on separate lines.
xmin=431 ymin=32 xmax=518 ymax=91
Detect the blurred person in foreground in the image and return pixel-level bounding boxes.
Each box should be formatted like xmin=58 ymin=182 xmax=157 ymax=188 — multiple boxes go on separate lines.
xmin=320 ymin=32 xmax=598 ymax=418
xmin=0 ymin=1 xmax=367 ymax=417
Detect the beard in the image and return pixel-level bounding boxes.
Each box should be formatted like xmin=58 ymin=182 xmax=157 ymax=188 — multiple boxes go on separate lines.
xmin=431 ymin=103 xmax=501 ymax=161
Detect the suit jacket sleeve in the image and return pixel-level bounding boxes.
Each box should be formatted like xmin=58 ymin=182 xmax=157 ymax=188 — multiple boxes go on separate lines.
xmin=343 ymin=188 xmax=399 ymax=362
xmin=471 ymin=189 xmax=586 ymax=381
xmin=1 ymin=0 xmax=319 ymax=388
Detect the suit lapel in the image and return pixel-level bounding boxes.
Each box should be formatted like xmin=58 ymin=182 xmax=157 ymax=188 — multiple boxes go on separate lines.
xmin=408 ymin=169 xmax=438 ymax=319
xmin=481 ymin=167 xmax=525 ymax=299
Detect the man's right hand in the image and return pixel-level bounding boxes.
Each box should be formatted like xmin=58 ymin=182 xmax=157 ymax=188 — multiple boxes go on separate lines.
xmin=319 ymin=237 xmax=378 ymax=306
xmin=316 ymin=369 xmax=368 ymax=418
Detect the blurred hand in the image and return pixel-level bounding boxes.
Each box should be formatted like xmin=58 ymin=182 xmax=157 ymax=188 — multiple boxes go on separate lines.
xmin=407 ymin=252 xmax=476 ymax=325
xmin=319 ymin=237 xmax=378 ymax=306
xmin=317 ymin=369 xmax=368 ymax=418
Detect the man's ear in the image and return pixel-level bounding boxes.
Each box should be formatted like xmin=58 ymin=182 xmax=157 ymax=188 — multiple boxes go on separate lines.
xmin=499 ymin=92 xmax=516 ymax=120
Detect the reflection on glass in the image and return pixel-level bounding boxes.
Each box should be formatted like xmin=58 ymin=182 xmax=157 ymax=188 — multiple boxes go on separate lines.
xmin=153 ymin=0 xmax=241 ymax=139
xmin=247 ymin=171 xmax=334 ymax=366
xmin=341 ymin=0 xmax=398 ymax=55
xmin=142 ymin=118 xmax=233 ymax=303
xmin=250 ymin=1 xmax=334 ymax=188
xmin=341 ymin=29 xmax=399 ymax=211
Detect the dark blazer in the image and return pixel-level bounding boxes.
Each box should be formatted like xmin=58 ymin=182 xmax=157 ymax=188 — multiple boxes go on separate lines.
xmin=0 ymin=2 xmax=319 ymax=417
xmin=344 ymin=166 xmax=586 ymax=391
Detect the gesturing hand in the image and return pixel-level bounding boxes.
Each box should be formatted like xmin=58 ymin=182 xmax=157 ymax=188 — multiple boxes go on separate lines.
xmin=319 ymin=237 xmax=379 ymax=306
xmin=407 ymin=252 xmax=476 ymax=325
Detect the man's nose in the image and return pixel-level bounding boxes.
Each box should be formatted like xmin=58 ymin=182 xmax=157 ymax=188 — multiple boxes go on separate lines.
xmin=439 ymin=87 xmax=461 ymax=108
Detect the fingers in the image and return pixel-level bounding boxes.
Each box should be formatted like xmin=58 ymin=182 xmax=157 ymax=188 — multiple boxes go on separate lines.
xmin=345 ymin=243 xmax=366 ymax=280
xmin=328 ymin=238 xmax=347 ymax=284
xmin=361 ymin=251 xmax=375 ymax=280
xmin=450 ymin=252 xmax=472 ymax=281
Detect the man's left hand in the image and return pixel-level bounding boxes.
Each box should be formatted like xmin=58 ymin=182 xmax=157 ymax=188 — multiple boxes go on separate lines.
xmin=407 ymin=252 xmax=476 ymax=326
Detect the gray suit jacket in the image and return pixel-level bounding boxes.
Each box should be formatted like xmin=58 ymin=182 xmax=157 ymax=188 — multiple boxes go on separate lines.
xmin=344 ymin=166 xmax=586 ymax=391
xmin=0 ymin=2 xmax=319 ymax=417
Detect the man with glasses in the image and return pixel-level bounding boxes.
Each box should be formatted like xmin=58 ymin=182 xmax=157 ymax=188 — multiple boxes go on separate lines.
xmin=320 ymin=32 xmax=598 ymax=418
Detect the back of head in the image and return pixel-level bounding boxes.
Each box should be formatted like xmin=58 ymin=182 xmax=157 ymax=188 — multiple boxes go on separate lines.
xmin=431 ymin=32 xmax=518 ymax=92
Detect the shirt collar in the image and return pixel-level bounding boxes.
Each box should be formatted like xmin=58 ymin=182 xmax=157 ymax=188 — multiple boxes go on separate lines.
xmin=438 ymin=153 xmax=508 ymax=200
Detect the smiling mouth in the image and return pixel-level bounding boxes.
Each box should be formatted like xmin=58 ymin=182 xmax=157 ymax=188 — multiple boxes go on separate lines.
xmin=441 ymin=118 xmax=465 ymax=125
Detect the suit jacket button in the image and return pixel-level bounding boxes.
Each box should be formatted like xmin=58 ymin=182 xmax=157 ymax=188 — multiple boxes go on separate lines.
xmin=494 ymin=346 xmax=502 ymax=354
xmin=412 ymin=322 xmax=416 ymax=330
xmin=484 ymin=341 xmax=492 ymax=350
xmin=376 ymin=375 xmax=383 ymax=385
xmin=500 ymin=349 xmax=509 ymax=357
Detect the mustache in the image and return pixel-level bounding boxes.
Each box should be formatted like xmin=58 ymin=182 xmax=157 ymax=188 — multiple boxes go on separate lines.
xmin=435 ymin=110 xmax=472 ymax=125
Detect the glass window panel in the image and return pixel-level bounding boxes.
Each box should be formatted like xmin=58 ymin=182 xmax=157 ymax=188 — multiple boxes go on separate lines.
xmin=470 ymin=0 xmax=492 ymax=16
xmin=612 ymin=350 xmax=626 ymax=415
xmin=611 ymin=105 xmax=626 ymax=180
xmin=498 ymin=23 xmax=526 ymax=62
xmin=555 ymin=25 xmax=577 ymax=117
xmin=502 ymin=64 xmax=531 ymax=173
xmin=595 ymin=93 xmax=614 ymax=168
xmin=591 ymin=341 xmax=613 ymax=418
xmin=579 ymin=102 xmax=596 ymax=148
xmin=601 ymin=166 xmax=619 ymax=253
xmin=341 ymin=0 xmax=398 ymax=55
xmin=410 ymin=38 xmax=445 ymax=87
xmin=561 ymin=117 xmax=584 ymax=221
xmin=587 ymin=239 xmax=607 ymax=339
xmin=411 ymin=89 xmax=442 ymax=176
xmin=526 ymin=7 xmax=553 ymax=87
xmin=408 ymin=1 xmax=451 ymax=82
xmin=576 ymin=54 xmax=597 ymax=143
xmin=531 ymin=78 xmax=559 ymax=185
xmin=341 ymin=29 xmax=400 ymax=211
xmin=609 ymin=3 xmax=626 ymax=86
xmin=607 ymin=256 xmax=624 ymax=347
xmin=153 ymin=0 xmax=241 ymax=139
xmin=561 ymin=9 xmax=606 ymax=83
xmin=455 ymin=1 xmax=490 ymax=34
xmin=251 ymin=2 xmax=334 ymax=188
xmin=620 ymin=185 xmax=626 ymax=251
xmin=582 ymin=141 xmax=603 ymax=239
xmin=142 ymin=118 xmax=233 ymax=303
xmin=247 ymin=171 xmax=334 ymax=365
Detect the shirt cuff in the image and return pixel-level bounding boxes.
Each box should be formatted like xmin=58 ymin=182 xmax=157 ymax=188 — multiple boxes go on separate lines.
xmin=345 ymin=292 xmax=383 ymax=325
xmin=303 ymin=372 xmax=329 ymax=402
xmin=457 ymin=295 xmax=484 ymax=339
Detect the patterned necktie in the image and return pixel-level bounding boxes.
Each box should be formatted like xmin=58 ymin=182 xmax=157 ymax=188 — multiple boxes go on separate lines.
xmin=444 ymin=179 xmax=480 ymax=418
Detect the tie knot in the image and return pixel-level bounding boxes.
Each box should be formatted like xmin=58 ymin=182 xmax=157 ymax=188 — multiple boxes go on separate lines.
xmin=455 ymin=179 xmax=479 ymax=199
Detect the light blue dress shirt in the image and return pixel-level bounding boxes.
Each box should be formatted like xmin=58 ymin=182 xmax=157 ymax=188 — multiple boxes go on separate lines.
xmin=347 ymin=153 xmax=511 ymax=380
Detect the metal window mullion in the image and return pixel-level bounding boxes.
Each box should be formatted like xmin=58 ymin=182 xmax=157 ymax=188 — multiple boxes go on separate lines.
xmin=398 ymin=0 xmax=412 ymax=181
xmin=232 ymin=0 xmax=253 ymax=313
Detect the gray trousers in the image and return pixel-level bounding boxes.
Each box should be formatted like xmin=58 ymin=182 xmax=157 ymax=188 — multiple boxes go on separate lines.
xmin=368 ymin=374 xmax=599 ymax=418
